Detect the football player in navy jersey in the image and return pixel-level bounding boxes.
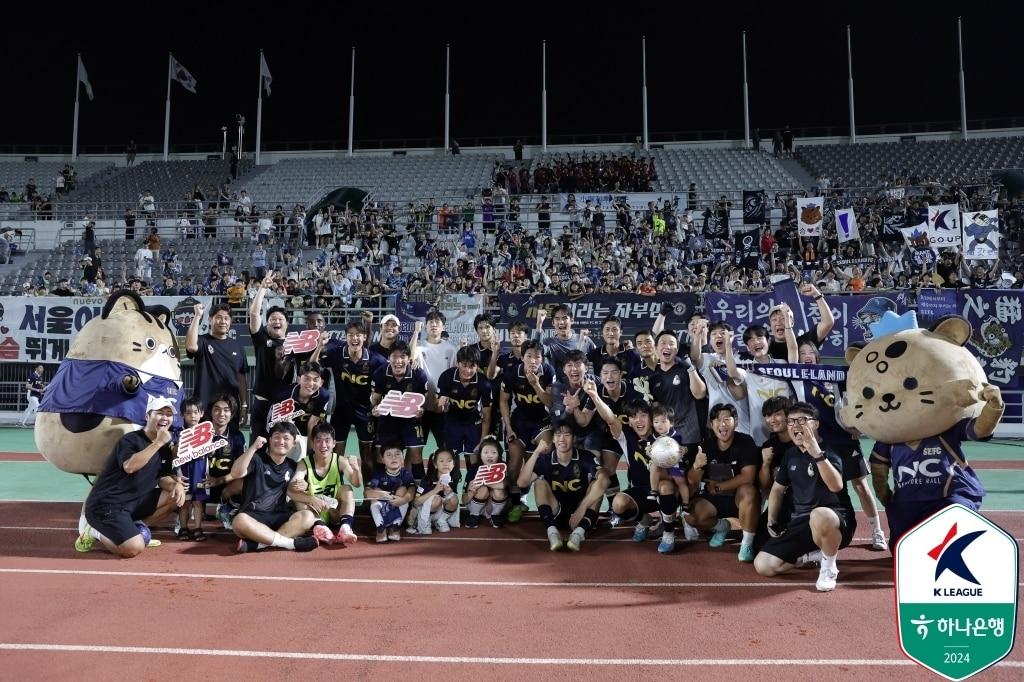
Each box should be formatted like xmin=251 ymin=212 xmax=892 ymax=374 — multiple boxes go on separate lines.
xmin=437 ymin=346 xmax=493 ymax=471
xmin=586 ymin=315 xmax=641 ymax=377
xmin=518 ymin=423 xmax=610 ymax=552
xmin=370 ymin=341 xmax=429 ymax=480
xmin=630 ymin=329 xmax=658 ymax=403
xmin=499 ymin=340 xmax=555 ymax=521
xmin=323 ymin=319 xmax=387 ymax=480
xmin=472 ymin=313 xmax=503 ymax=381
xmin=267 ymin=361 xmax=331 ymax=445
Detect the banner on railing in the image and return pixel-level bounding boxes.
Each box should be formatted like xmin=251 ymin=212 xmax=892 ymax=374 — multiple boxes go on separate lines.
xmin=497 ymin=293 xmax=700 ymax=334
xmin=960 ymin=291 xmax=1023 ymax=385
xmin=395 ymin=294 xmax=484 ymax=342
xmin=0 ymin=296 xmax=215 ymax=363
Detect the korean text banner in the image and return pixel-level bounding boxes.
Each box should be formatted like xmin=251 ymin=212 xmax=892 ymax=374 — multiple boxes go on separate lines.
xmin=960 ymin=290 xmax=1023 ymax=385
xmin=498 ymin=293 xmax=700 ymax=334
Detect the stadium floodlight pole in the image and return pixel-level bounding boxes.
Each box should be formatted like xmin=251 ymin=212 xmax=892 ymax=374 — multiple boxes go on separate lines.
xmin=641 ymin=36 xmax=649 ymax=152
xmin=958 ymin=16 xmax=968 ymax=140
xmin=163 ymin=53 xmax=172 ymax=161
xmin=541 ymin=40 xmax=547 ymax=153
xmin=847 ymin=25 xmax=856 ymax=144
xmin=72 ymin=54 xmax=82 ymax=162
xmin=255 ymin=49 xmax=264 ymax=166
xmin=348 ymin=46 xmax=355 ymax=157
xmin=444 ymin=43 xmax=451 ymax=154
xmin=742 ymin=31 xmax=750 ymax=149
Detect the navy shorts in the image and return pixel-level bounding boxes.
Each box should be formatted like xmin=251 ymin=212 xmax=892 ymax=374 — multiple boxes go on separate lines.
xmin=510 ymin=414 xmax=551 ymax=445
xmin=583 ymin=431 xmax=621 ymax=456
xmin=85 ymin=488 xmax=163 ymax=546
xmin=376 ymin=418 xmax=424 ymax=448
xmin=697 ymin=492 xmax=740 ymax=519
xmin=551 ymin=493 xmax=586 ymax=529
xmin=831 ymin=441 xmax=869 ymax=480
xmin=239 ymin=508 xmax=296 ymax=531
xmin=620 ymin=486 xmax=659 ymax=516
xmin=445 ymin=421 xmax=482 ymax=457
xmin=758 ymin=508 xmax=855 ymax=564
xmin=332 ymin=410 xmax=373 ymax=443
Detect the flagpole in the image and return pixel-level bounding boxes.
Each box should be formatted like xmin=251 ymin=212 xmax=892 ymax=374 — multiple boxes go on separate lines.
xmin=348 ymin=47 xmax=355 ymax=157
xmin=847 ymin=25 xmax=856 ymax=144
xmin=256 ymin=49 xmax=264 ymax=166
xmin=541 ymin=40 xmax=548 ymax=152
xmin=444 ymin=44 xmax=450 ymax=153
xmin=641 ymin=36 xmax=648 ymax=152
xmin=163 ymin=53 xmax=172 ymax=161
xmin=742 ymin=32 xmax=750 ymax=149
xmin=958 ymin=17 xmax=968 ymax=140
xmin=72 ymin=54 xmax=81 ymax=162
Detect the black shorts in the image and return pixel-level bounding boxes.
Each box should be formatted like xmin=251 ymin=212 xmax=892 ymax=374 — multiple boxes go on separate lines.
xmin=758 ymin=508 xmax=856 ymax=564
xmin=832 ymin=442 xmax=869 ymax=481
xmin=445 ymin=420 xmax=482 ymax=456
xmin=239 ymin=508 xmax=295 ymax=531
xmin=376 ymin=418 xmax=424 ymax=448
xmin=697 ymin=492 xmax=739 ymax=519
xmin=551 ymin=493 xmax=586 ymax=530
xmin=510 ymin=413 xmax=551 ymax=445
xmin=332 ymin=410 xmax=374 ymax=443
xmin=620 ymin=486 xmax=659 ymax=516
xmin=85 ymin=488 xmax=163 ymax=546
xmin=583 ymin=432 xmax=621 ymax=456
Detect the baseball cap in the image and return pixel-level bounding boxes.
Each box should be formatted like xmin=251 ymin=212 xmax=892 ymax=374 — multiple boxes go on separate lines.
xmin=380 ymin=314 xmax=400 ymax=327
xmin=146 ymin=396 xmax=178 ymax=414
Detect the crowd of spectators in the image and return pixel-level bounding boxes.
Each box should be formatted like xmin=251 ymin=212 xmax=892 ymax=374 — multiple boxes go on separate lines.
xmin=494 ymin=153 xmax=656 ymax=194
xmin=0 ymin=165 xmax=82 ymax=218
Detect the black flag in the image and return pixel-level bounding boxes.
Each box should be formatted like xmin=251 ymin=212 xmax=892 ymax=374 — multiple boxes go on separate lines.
xmin=743 ymin=190 xmax=766 ymax=225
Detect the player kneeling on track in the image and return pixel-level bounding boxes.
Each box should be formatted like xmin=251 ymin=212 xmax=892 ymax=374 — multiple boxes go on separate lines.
xmin=230 ymin=421 xmax=320 ymax=553
xmin=463 ymin=437 xmax=509 ymax=528
xmin=287 ymin=423 xmax=360 ymax=546
xmin=518 ymin=423 xmax=610 ymax=552
xmin=365 ymin=444 xmax=416 ymax=543
xmin=408 ymin=448 xmax=462 ymax=534
xmin=754 ymin=402 xmax=855 ymax=592
xmin=685 ymin=403 xmax=761 ymax=563
xmin=76 ymin=396 xmax=185 ymax=558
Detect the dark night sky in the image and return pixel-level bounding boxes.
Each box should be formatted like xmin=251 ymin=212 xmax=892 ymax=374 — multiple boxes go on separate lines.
xmin=3 ymin=2 xmax=1022 ymax=151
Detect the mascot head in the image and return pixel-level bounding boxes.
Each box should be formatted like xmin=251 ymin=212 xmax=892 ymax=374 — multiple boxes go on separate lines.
xmin=35 ymin=291 xmax=182 ymax=474
xmin=840 ymin=311 xmax=987 ymax=444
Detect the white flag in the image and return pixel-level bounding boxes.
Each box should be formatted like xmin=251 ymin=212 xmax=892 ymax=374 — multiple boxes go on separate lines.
xmin=961 ymin=209 xmax=1001 ymax=261
xmin=170 ymin=56 xmax=198 ymax=94
xmin=796 ymin=197 xmax=824 ymax=237
xmin=926 ymin=203 xmax=962 ymax=247
xmin=260 ymin=52 xmax=272 ymax=97
xmin=77 ymin=55 xmax=94 ymax=101
xmin=835 ymin=208 xmax=859 ymax=243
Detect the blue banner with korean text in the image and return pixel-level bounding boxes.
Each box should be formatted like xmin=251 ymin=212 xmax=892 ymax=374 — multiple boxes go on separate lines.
xmin=960 ymin=290 xmax=1023 ymax=385
xmin=498 ymin=293 xmax=701 ymax=335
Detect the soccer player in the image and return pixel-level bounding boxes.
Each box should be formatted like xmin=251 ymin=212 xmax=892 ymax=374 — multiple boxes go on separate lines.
xmin=518 ymin=423 xmax=611 ymax=552
xmin=766 ymin=282 xmax=834 ymax=361
xmin=414 ymin=311 xmax=458 ymax=449
xmin=323 ymin=319 xmax=387 ymax=480
xmin=267 ymin=361 xmax=331 ymax=462
xmin=725 ymin=322 xmax=796 ymax=446
xmin=685 ymin=403 xmax=761 ymax=563
xmin=754 ymin=396 xmax=796 ymax=553
xmin=288 ymin=423 xmax=359 ymax=545
xmin=230 ymin=421 xmax=320 ymax=553
xmin=75 ymin=397 xmax=185 ymax=558
xmin=499 ymin=339 xmax=555 ymax=521
xmin=187 ymin=302 xmax=248 ymax=428
xmin=649 ymin=330 xmax=706 ymax=449
xmin=472 ymin=312 xmax=503 ymax=381
xmin=630 ymin=329 xmax=658 ymax=403
xmin=587 ymin=315 xmax=641 ymax=376
xmin=755 ymin=402 xmax=856 ymax=592
xmin=689 ymin=319 xmax=752 ymax=436
xmin=537 ymin=304 xmax=596 ymax=382
xmin=370 ymin=313 xmax=402 ymax=359
xmin=199 ymin=393 xmax=247 ymax=529
xmin=437 ymin=346 xmax=493 ymax=471
xmin=370 ymin=340 xmax=429 ymax=479
xmin=21 ymin=364 xmax=46 ymax=427
xmin=248 ymin=272 xmax=291 ymax=443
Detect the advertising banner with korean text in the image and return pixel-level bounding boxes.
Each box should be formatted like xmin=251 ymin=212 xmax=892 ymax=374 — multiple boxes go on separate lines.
xmin=497 ymin=293 xmax=700 ymax=335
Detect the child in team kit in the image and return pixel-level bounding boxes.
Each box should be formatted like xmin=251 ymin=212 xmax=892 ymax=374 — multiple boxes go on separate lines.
xmin=175 ymin=398 xmax=210 ymax=541
xmin=365 ymin=444 xmax=417 ymax=543
xmin=648 ymin=404 xmax=706 ymax=553
xmin=463 ymin=436 xmax=510 ymax=528
xmin=408 ymin=449 xmax=462 ymax=534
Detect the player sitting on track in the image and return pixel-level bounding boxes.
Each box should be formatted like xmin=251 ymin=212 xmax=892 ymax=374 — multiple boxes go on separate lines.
xmin=75 ymin=396 xmax=185 ymax=558
xmin=230 ymin=421 xmax=320 ymax=553
xmin=684 ymin=403 xmax=762 ymax=563
xmin=200 ymin=394 xmax=247 ymax=530
xmin=754 ymin=402 xmax=855 ymax=592
xmin=287 ymin=423 xmax=359 ymax=546
xmin=463 ymin=436 xmax=509 ymax=528
xmin=518 ymin=422 xmax=610 ymax=552
xmin=366 ymin=444 xmax=417 ymax=543
xmin=407 ymin=448 xmax=462 ymax=534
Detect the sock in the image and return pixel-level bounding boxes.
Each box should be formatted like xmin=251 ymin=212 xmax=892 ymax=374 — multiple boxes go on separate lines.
xmin=821 ymin=552 xmax=837 ymax=571
xmin=467 ymin=499 xmax=486 ymax=516
xmin=411 ymin=462 xmax=425 ymax=480
xmin=339 ymin=514 xmax=354 ymax=530
xmin=658 ymin=494 xmax=677 ymax=533
xmin=578 ymin=508 xmax=598 ymax=532
xmin=509 ymin=485 xmax=521 ymax=505
xmin=417 ymin=501 xmax=435 ymax=528
xmin=538 ymin=504 xmax=555 ymax=529
xmin=313 ymin=520 xmax=327 ymax=529
xmin=867 ymin=515 xmax=882 ymax=533
xmin=89 ymin=527 xmax=105 ymax=542
xmin=604 ymin=485 xmax=620 ymax=510
xmin=713 ymin=518 xmax=730 ymax=533
xmin=430 ymin=509 xmax=445 ymax=523
xmin=741 ymin=530 xmax=755 ymax=548
xmin=270 ymin=533 xmax=295 ymax=550
xmin=369 ymin=501 xmax=385 ymax=528
xmin=489 ymin=499 xmax=507 ymax=516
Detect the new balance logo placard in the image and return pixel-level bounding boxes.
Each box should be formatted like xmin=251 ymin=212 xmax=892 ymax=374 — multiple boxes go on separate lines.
xmin=376 ymin=390 xmax=425 ymax=418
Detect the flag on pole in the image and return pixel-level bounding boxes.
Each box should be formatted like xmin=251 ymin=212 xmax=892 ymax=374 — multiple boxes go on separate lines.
xmin=260 ymin=52 xmax=272 ymax=97
xmin=77 ymin=55 xmax=94 ymax=101
xmin=796 ymin=197 xmax=824 ymax=237
xmin=170 ymin=56 xmax=198 ymax=94
xmin=835 ymin=208 xmax=859 ymax=243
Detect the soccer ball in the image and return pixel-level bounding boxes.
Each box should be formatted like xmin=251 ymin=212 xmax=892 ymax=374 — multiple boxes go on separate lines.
xmin=648 ymin=437 xmax=681 ymax=469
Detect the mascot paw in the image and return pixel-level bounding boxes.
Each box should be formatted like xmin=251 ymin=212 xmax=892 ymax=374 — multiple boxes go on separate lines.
xmin=978 ymin=383 xmax=1003 ymax=406
xmin=122 ymin=375 xmax=141 ymax=393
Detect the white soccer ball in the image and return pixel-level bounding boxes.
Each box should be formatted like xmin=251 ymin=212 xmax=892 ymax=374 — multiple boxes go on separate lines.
xmin=648 ymin=436 xmax=681 ymax=469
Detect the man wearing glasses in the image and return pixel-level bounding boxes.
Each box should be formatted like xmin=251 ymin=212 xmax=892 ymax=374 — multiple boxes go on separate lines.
xmin=753 ymin=402 xmax=856 ymax=592
xmin=684 ymin=403 xmax=761 ymax=562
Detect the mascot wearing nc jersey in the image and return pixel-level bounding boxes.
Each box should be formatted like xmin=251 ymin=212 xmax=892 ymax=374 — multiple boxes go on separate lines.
xmin=35 ymin=290 xmax=184 ymax=474
xmin=840 ymin=311 xmax=1005 ymax=546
